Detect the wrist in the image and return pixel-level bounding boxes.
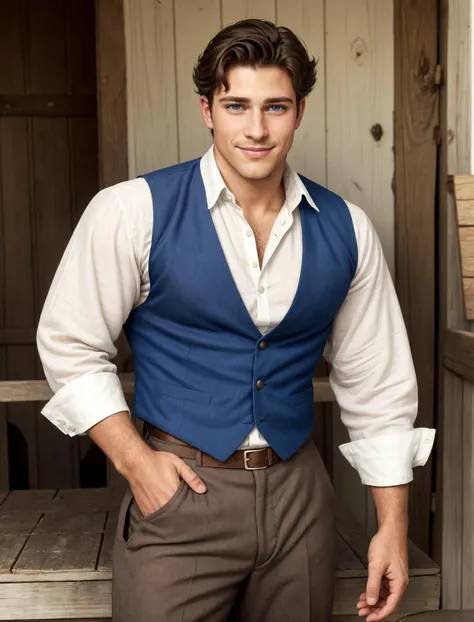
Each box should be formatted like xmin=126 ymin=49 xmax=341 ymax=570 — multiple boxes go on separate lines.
xmin=115 ymin=438 xmax=153 ymax=480
xmin=378 ymin=514 xmax=408 ymax=538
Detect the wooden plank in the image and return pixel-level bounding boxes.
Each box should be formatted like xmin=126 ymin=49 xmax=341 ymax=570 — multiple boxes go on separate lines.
xmin=0 ymin=513 xmax=41 ymax=536
xmin=1 ymin=114 xmax=40 ymax=491
xmin=0 ymin=95 xmax=96 ymax=117
xmin=33 ymin=511 xmax=107 ymax=535
xmin=336 ymin=533 xmax=366 ymax=578
xmin=325 ymin=0 xmax=394 ymax=536
xmin=407 ymin=541 xmax=441 ymax=577
xmin=26 ymin=0 xmax=68 ymax=93
xmin=452 ymin=174 xmax=474 ymax=201
xmin=32 ymin=115 xmax=76 ymax=489
xmin=174 ymin=0 xmax=220 ymax=162
xmin=462 ymin=380 xmax=474 ymax=607
xmin=52 ymin=488 xmax=122 ymax=512
xmin=333 ymin=575 xmax=440 ymax=617
xmin=326 ymin=0 xmax=395 ymax=272
xmin=0 ymin=329 xmax=36 ymax=346
xmin=394 ymin=0 xmax=438 ymax=553
xmin=0 ymin=1 xmax=26 ymax=95
xmin=96 ymin=0 xmax=128 ymax=187
xmin=104 ymin=511 xmax=118 ymax=534
xmin=444 ymin=329 xmax=474 ymax=376
xmin=0 ymin=375 xmax=334 ymax=402
xmin=13 ymin=533 xmax=101 ymax=575
xmin=0 ymin=535 xmax=28 ymax=574
xmin=0 ymin=490 xmax=56 ymax=513
xmin=335 ymin=500 xmax=369 ymax=568
xmin=456 ymin=200 xmax=474 ymax=226
xmin=276 ymin=0 xmax=326 ymax=185
xmin=66 ymin=0 xmax=97 ymax=97
xmin=124 ymin=0 xmax=178 ymax=176
xmin=458 ymin=228 xmax=474 ymax=276
xmin=440 ymin=369 xmax=464 ymax=607
xmin=97 ymin=533 xmax=114 ymax=573
xmin=221 ymin=0 xmax=275 ymax=27
xmin=399 ymin=614 xmax=474 ymax=621
xmin=463 ymin=278 xmax=474 ymax=319
xmin=0 ymin=580 xmax=112 ymax=620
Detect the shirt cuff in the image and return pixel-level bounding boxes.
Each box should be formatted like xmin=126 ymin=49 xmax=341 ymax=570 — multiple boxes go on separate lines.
xmin=338 ymin=428 xmax=436 ymax=487
xmin=41 ymin=372 xmax=130 ymax=436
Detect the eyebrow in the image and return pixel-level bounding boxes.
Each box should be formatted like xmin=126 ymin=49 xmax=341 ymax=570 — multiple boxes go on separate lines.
xmin=218 ymin=96 xmax=295 ymax=105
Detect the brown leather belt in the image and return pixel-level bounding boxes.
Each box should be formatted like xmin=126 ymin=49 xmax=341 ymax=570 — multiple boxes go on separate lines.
xmin=145 ymin=424 xmax=282 ymax=470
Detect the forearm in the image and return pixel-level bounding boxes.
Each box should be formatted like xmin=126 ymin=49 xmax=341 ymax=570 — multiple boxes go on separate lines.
xmin=88 ymin=411 xmax=151 ymax=479
xmin=370 ymin=484 xmax=409 ymax=536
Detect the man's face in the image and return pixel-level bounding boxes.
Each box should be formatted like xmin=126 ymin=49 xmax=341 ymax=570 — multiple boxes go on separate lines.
xmin=200 ymin=65 xmax=305 ymax=182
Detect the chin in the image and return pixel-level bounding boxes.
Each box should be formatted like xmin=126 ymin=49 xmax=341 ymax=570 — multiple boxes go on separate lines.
xmin=235 ymin=162 xmax=276 ymax=181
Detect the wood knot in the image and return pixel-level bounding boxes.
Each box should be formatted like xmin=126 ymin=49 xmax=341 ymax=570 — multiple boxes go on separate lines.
xmin=370 ymin=123 xmax=383 ymax=142
xmin=350 ymin=37 xmax=368 ymax=66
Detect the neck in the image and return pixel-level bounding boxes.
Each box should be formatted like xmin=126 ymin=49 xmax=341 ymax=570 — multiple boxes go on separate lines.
xmin=213 ymin=146 xmax=286 ymax=215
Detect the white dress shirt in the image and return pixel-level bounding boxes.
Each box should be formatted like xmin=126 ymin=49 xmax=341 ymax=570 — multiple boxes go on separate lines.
xmin=37 ymin=147 xmax=435 ymax=487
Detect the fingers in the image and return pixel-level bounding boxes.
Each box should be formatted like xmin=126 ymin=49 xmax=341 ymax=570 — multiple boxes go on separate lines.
xmin=365 ymin=563 xmax=384 ymax=606
xmin=357 ymin=577 xmax=407 ymax=621
xmin=365 ymin=579 xmax=406 ymax=621
xmin=173 ymin=456 xmax=207 ymax=494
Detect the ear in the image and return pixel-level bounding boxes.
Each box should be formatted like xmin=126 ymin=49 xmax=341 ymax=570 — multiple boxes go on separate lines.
xmin=200 ymin=96 xmax=214 ymax=131
xmin=295 ymin=99 xmax=306 ymax=130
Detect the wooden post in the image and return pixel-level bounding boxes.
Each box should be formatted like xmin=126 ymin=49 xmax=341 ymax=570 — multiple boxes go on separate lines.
xmin=95 ymin=0 xmax=129 ymax=489
xmin=95 ymin=0 xmax=128 ymax=188
xmin=394 ymin=0 xmax=439 ymax=553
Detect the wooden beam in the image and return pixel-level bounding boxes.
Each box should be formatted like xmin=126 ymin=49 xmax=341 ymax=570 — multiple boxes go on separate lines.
xmin=0 ymin=94 xmax=96 ymax=117
xmin=95 ymin=0 xmax=128 ymax=188
xmin=394 ymin=0 xmax=438 ymax=553
xmin=0 ymin=376 xmax=335 ymax=404
xmin=0 ymin=329 xmax=36 ymax=345
xmin=444 ymin=329 xmax=474 ymax=383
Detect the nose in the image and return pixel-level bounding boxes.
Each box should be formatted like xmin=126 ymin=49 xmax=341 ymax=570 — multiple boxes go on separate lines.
xmin=244 ymin=110 xmax=269 ymax=142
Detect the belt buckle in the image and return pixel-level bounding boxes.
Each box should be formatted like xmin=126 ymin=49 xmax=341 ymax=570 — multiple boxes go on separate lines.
xmin=243 ymin=448 xmax=269 ymax=470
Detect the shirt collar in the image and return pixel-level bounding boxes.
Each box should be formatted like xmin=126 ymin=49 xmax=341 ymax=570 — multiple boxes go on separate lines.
xmin=199 ymin=146 xmax=319 ymax=212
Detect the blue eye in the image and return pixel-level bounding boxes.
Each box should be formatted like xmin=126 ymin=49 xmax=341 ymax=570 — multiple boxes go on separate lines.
xmin=268 ymin=105 xmax=285 ymax=112
xmin=226 ymin=104 xmax=244 ymax=111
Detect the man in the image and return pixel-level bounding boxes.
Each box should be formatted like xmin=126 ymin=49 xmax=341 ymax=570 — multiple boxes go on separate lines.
xmin=37 ymin=19 xmax=435 ymax=622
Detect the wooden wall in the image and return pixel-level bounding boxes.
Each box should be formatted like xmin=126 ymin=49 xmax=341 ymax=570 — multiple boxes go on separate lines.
xmin=123 ymin=0 xmax=395 ymax=533
xmin=0 ymin=0 xmax=100 ymax=490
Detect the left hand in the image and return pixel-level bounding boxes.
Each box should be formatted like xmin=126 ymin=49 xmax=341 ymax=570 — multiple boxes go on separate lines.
xmin=357 ymin=527 xmax=409 ymax=620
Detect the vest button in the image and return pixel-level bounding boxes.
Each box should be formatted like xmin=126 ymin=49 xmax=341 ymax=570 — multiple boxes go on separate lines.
xmin=258 ymin=341 xmax=267 ymax=350
xmin=256 ymin=379 xmax=264 ymax=390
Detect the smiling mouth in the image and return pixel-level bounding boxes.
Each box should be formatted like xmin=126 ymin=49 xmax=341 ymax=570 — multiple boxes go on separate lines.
xmin=238 ymin=146 xmax=274 ymax=157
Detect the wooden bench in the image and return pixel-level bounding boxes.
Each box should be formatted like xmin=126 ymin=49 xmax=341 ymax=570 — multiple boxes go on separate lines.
xmin=0 ymin=488 xmax=440 ymax=620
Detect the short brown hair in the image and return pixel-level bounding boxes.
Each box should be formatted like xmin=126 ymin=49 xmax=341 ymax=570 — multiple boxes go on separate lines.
xmin=193 ymin=19 xmax=317 ymax=109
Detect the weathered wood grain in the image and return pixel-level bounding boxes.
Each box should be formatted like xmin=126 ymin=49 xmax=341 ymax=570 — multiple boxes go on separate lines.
xmin=32 ymin=511 xmax=106 ymax=535
xmin=0 ymin=535 xmax=28 ymax=574
xmin=0 ymin=513 xmax=41 ymax=536
xmin=13 ymin=534 xmax=101 ymax=575
xmin=0 ymin=580 xmax=112 ymax=620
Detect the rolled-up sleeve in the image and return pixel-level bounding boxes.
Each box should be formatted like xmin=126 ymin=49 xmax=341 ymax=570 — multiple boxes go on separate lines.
xmin=37 ymin=180 xmax=150 ymax=436
xmin=324 ymin=202 xmax=435 ymax=487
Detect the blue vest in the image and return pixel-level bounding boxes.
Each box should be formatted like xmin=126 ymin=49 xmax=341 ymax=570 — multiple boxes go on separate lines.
xmin=123 ymin=158 xmax=357 ymax=461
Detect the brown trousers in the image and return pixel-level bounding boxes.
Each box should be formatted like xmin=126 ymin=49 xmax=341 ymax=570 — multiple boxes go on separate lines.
xmin=112 ymin=435 xmax=336 ymax=622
